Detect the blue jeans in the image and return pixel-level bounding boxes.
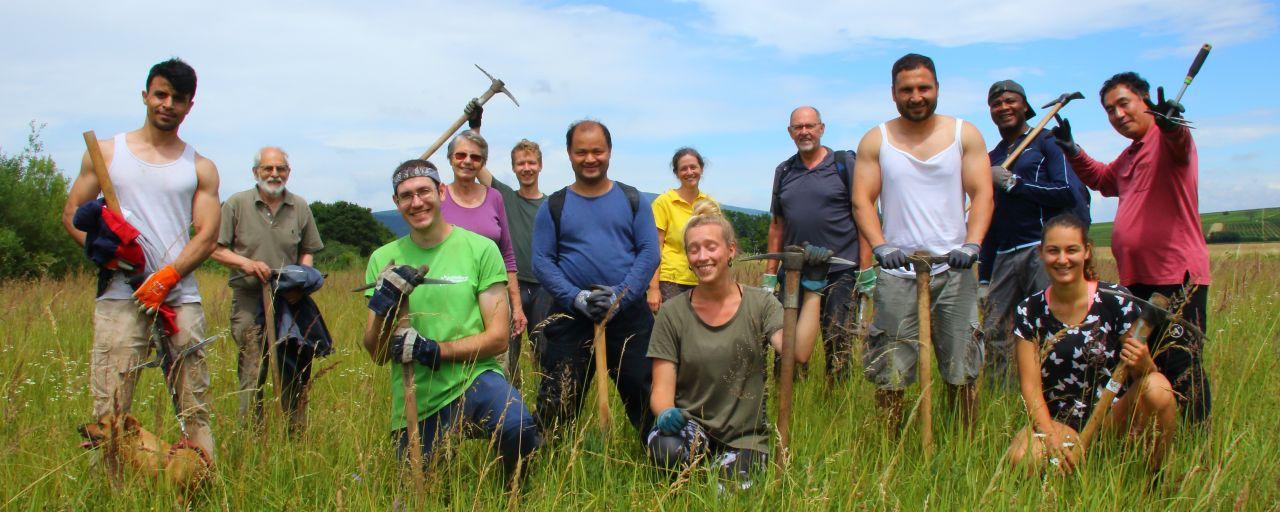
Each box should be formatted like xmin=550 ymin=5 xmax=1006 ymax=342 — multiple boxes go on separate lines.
xmin=394 ymin=370 xmax=541 ymax=476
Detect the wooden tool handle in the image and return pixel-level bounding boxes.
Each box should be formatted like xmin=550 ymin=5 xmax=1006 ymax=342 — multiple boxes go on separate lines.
xmin=774 ymin=280 xmax=800 ymax=475
xmin=83 ymin=131 xmax=122 ymax=215
xmin=593 ymin=322 xmax=612 ymax=434
xmin=419 ymin=87 xmax=500 ymax=161
xmin=913 ymin=259 xmax=934 ymax=457
xmin=1000 ymin=101 xmax=1068 ymax=169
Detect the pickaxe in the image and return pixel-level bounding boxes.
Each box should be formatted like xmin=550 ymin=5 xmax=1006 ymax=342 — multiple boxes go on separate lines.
xmin=419 ymin=65 xmax=520 ymax=161
xmin=1146 ymin=44 xmax=1212 ymax=129
xmin=997 ymin=91 xmax=1084 ymax=171
xmin=124 ymin=333 xmax=218 ymax=373
xmin=907 ymin=252 xmax=950 ymax=458
xmin=740 ymin=247 xmax=855 ymax=472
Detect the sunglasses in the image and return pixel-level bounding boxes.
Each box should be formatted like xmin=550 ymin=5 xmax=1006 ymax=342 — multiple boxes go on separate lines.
xmin=453 ymin=152 xmax=484 ymax=163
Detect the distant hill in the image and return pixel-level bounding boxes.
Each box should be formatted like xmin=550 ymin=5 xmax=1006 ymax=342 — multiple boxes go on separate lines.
xmin=1089 ymin=207 xmax=1280 ymax=246
xmin=373 ymin=190 xmax=768 ymax=237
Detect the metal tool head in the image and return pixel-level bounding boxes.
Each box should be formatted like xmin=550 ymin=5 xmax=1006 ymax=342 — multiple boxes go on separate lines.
xmin=739 ymin=252 xmax=857 ymax=267
xmin=350 ymin=276 xmax=462 ymax=293
xmin=475 ymin=64 xmax=519 ymax=107
xmin=1146 ymin=110 xmax=1195 ymax=128
xmin=1042 ymin=91 xmax=1084 ymax=109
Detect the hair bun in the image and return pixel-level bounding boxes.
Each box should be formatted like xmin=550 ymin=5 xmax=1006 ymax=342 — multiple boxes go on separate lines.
xmin=691 ymin=199 xmax=721 ymax=218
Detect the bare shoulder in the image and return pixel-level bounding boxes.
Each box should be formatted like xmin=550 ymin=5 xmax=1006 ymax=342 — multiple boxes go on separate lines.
xmin=957 ymin=119 xmax=987 ymax=148
xmin=855 ymin=125 xmax=883 ymax=155
xmin=193 ymin=152 xmax=220 ymax=190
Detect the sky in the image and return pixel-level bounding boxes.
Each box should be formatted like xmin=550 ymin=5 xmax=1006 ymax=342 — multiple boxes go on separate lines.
xmin=2 ymin=0 xmax=1278 ymax=221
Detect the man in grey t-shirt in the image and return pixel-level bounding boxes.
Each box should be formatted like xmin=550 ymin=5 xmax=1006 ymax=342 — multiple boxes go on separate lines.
xmin=766 ymin=106 xmax=873 ymax=383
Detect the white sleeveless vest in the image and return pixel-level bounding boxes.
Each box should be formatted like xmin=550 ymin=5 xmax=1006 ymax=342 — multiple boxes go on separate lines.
xmin=878 ymin=118 xmax=968 ymax=279
xmin=99 ymin=133 xmax=201 ymax=304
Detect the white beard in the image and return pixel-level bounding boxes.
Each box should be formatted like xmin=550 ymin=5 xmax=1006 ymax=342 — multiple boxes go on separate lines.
xmin=257 ymin=179 xmax=285 ymax=197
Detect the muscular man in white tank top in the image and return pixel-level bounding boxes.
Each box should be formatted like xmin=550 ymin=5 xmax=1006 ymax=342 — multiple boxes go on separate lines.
xmin=851 ymin=53 xmax=994 ymax=431
xmin=61 ymin=58 xmax=221 ymax=461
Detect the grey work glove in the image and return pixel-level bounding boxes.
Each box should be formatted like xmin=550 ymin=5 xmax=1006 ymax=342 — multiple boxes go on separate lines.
xmin=388 ymin=325 xmax=441 ymax=369
xmin=465 ymin=98 xmax=483 ymax=130
xmin=799 ymin=243 xmax=833 ymax=292
xmin=368 ymin=264 xmax=421 ymax=316
xmin=947 ymin=243 xmax=982 ymax=270
xmin=1050 ymin=117 xmax=1080 ymax=157
xmin=872 ymin=244 xmax=910 ymax=271
xmin=991 ymin=165 xmax=1017 ymax=192
xmin=575 ymin=285 xmax=616 ymax=322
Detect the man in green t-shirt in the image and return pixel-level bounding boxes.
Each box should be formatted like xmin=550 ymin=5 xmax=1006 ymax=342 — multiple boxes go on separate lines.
xmin=361 ymin=159 xmax=540 ymax=480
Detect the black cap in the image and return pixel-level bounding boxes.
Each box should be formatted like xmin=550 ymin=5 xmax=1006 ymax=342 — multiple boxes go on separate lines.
xmin=988 ymin=80 xmax=1035 ymax=119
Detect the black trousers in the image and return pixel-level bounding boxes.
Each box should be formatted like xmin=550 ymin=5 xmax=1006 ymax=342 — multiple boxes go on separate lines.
xmin=1128 ymin=280 xmax=1211 ymax=424
xmin=535 ymin=300 xmax=654 ymax=441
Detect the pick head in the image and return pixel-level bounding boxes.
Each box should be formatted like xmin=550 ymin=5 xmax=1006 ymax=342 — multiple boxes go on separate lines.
xmin=1043 ymin=91 xmax=1085 ymax=109
xmin=476 ymin=64 xmax=520 ymax=107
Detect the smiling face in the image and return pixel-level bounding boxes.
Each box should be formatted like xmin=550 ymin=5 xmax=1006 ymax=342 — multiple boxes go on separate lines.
xmin=1040 ymin=224 xmax=1093 ymax=285
xmin=511 ymin=149 xmax=542 ymax=188
xmin=673 ymin=154 xmax=703 ymax=189
xmin=394 ymin=176 xmax=444 ymax=232
xmin=1103 ymin=84 xmax=1154 ymax=141
xmin=568 ymin=124 xmax=611 ymax=185
xmin=989 ymin=91 xmax=1029 ymax=132
xmin=141 ymin=76 xmax=193 ymax=132
xmin=893 ymin=67 xmax=939 ymax=122
xmin=787 ymin=108 xmax=825 ymax=153
xmin=449 ymin=138 xmax=486 ymax=182
xmin=685 ymin=223 xmax=736 ymax=285
xmin=253 ymin=148 xmax=290 ymax=197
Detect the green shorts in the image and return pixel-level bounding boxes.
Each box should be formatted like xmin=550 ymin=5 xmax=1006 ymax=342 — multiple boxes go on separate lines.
xmin=863 ymin=268 xmax=982 ymax=389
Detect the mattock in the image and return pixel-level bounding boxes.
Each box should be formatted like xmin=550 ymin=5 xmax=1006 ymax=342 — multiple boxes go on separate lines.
xmin=420 ymin=65 xmax=520 ymax=161
xmin=740 ymin=248 xmax=855 ymax=475
xmin=999 ymin=90 xmax=1084 ymax=170
xmin=908 ymin=252 xmax=950 ymax=458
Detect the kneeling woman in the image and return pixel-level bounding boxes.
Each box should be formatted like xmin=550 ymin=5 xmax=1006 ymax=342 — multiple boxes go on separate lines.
xmin=1006 ymin=214 xmax=1177 ymax=474
xmin=646 ymin=201 xmax=823 ymax=486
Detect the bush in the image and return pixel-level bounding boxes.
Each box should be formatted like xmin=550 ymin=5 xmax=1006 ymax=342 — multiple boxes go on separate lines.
xmin=0 ymin=123 xmax=86 ymax=280
xmin=310 ymin=200 xmax=394 ymax=257
xmin=313 ymin=241 xmax=363 ymax=271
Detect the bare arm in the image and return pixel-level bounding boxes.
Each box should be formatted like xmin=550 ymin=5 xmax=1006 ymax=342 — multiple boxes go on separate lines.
xmin=363 ymin=310 xmax=402 ymax=365
xmin=438 ymin=283 xmax=511 ymax=361
xmin=169 ymin=156 xmax=220 ymax=277
xmin=648 ymin=228 xmax=665 ymax=312
xmin=476 ymin=165 xmax=494 ymax=188
xmin=852 ymin=129 xmax=886 ymax=248
xmin=769 ymin=290 xmax=822 ymax=363
xmin=299 ymin=253 xmax=314 ymax=266
xmin=61 ymin=141 xmax=114 ymax=247
xmin=765 ymin=216 xmax=783 ymax=274
xmin=1014 ymin=337 xmax=1054 ymax=430
xmin=650 ymin=359 xmax=677 ymax=415
xmin=959 ymin=122 xmax=993 ymax=246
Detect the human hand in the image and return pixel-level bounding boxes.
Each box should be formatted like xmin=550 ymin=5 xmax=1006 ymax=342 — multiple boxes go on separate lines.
xmin=368 ymin=264 xmax=422 ymax=316
xmin=1120 ymin=335 xmax=1152 ymax=374
xmin=388 ymin=325 xmax=441 ymax=369
xmin=647 ymin=288 xmax=662 ymax=314
xmin=132 ymin=265 xmax=180 ymax=314
xmin=872 ymin=244 xmax=909 ymax=271
xmin=656 ymin=407 xmax=687 ymax=434
xmin=511 ymin=307 xmax=527 ymax=335
xmin=240 ymin=260 xmax=272 ymax=282
xmin=1039 ymin=424 xmax=1080 ymax=474
xmin=1050 ymin=117 xmax=1079 ymax=157
xmin=799 ymin=243 xmax=833 ymax=292
xmin=947 ymin=243 xmax=981 ymax=270
xmin=586 ymin=285 xmax=617 ymax=322
xmin=1143 ymin=86 xmax=1186 ymax=131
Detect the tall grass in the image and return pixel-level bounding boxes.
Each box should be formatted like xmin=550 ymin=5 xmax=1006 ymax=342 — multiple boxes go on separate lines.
xmin=0 ymin=253 xmax=1276 ymax=510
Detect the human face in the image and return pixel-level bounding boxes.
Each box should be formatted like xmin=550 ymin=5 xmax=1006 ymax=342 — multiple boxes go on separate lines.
xmin=141 ymin=76 xmax=193 ymax=132
xmin=685 ymin=224 xmax=736 ymax=285
xmin=989 ymin=91 xmax=1029 ymax=132
xmin=253 ymin=149 xmax=290 ymax=197
xmin=511 ymin=149 xmax=542 ymax=188
xmin=1039 ymin=225 xmax=1092 ymax=285
xmin=674 ymin=154 xmax=703 ymax=189
xmin=787 ymin=109 xmax=825 ymax=152
xmin=568 ymin=125 xmax=611 ymax=185
xmin=393 ymin=177 xmax=444 ymax=232
xmin=893 ymin=67 xmax=938 ymax=122
xmin=1102 ymin=84 xmax=1153 ymax=141
xmin=449 ymin=138 xmax=486 ymax=182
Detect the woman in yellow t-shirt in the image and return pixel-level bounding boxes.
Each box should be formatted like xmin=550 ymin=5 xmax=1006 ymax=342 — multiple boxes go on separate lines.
xmin=648 ymin=147 xmax=716 ymax=313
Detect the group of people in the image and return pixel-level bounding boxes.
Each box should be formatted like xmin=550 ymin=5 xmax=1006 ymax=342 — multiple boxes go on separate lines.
xmin=64 ymin=51 xmax=1213 ymax=489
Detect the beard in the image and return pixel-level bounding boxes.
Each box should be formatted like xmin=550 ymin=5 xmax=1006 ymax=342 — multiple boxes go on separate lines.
xmin=897 ymin=98 xmax=937 ymax=122
xmin=257 ymin=178 xmax=285 ymax=197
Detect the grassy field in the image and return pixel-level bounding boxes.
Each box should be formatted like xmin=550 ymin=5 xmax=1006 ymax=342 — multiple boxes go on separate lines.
xmin=1 ymin=253 xmax=1278 ymax=510
xmin=1090 ymin=207 xmax=1280 ymax=247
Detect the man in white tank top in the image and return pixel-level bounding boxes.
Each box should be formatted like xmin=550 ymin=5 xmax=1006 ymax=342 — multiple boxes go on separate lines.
xmin=851 ymin=53 xmax=994 ymax=431
xmin=61 ymin=58 xmax=221 ymax=461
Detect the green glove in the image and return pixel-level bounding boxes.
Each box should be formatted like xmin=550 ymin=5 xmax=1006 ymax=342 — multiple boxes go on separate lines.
xmin=856 ymin=269 xmax=876 ymax=294
xmin=761 ymin=273 xmax=778 ymax=293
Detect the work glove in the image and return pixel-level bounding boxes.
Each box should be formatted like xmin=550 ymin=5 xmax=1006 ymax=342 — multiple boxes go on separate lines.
xmin=799 ymin=243 xmax=833 ymax=292
xmin=1143 ymin=86 xmax=1186 ymax=132
xmin=656 ymin=407 xmax=688 ymax=435
xmin=575 ymin=285 xmax=616 ymax=322
xmin=855 ymin=268 xmax=877 ymax=295
xmin=465 ymin=99 xmax=483 ymax=130
xmin=368 ymin=264 xmax=422 ymax=316
xmin=388 ymin=325 xmax=442 ymax=369
xmin=132 ymin=265 xmax=180 ymax=314
xmin=872 ymin=244 xmax=910 ymax=271
xmin=1049 ymin=118 xmax=1079 ymax=157
xmin=947 ymin=243 xmax=982 ymax=270
xmin=991 ymin=165 xmax=1017 ymax=192
xmin=760 ymin=274 xmax=778 ymax=294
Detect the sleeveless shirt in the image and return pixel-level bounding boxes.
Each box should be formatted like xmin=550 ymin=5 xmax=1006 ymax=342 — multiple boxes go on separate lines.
xmin=878 ymin=117 xmax=967 ymax=279
xmin=99 ymin=133 xmax=201 ymax=304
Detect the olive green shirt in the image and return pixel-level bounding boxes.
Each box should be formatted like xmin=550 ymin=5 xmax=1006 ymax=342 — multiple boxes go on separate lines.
xmin=218 ymin=188 xmax=324 ymax=288
xmin=490 ymin=178 xmax=545 ymax=284
xmin=646 ymin=286 xmax=783 ymax=452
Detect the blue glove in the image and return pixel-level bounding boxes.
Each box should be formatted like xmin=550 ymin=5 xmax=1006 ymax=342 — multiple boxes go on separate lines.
xmin=368 ymin=264 xmax=421 ymax=316
xmin=656 ymin=407 xmax=687 ymax=434
xmin=388 ymin=326 xmax=441 ymax=369
xmin=947 ymin=243 xmax=981 ymax=270
xmin=872 ymin=244 xmax=910 ymax=271
xmin=800 ymin=243 xmax=833 ymax=292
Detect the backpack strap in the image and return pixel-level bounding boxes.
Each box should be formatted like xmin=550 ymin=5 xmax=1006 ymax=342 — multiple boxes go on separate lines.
xmin=548 ymin=182 xmax=641 ymax=240
xmin=832 ymin=150 xmax=855 ymax=193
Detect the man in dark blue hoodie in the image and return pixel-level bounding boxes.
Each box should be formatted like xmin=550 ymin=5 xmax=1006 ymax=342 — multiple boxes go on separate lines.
xmin=982 ymin=80 xmax=1091 ymax=381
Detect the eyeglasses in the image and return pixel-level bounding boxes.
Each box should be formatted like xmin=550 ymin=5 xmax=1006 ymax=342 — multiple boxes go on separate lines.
xmin=788 ymin=123 xmax=822 ymax=132
xmin=395 ymin=187 xmax=437 ymax=204
xmin=257 ymin=165 xmax=290 ymax=174
xmin=452 ymin=152 xmax=484 ymax=163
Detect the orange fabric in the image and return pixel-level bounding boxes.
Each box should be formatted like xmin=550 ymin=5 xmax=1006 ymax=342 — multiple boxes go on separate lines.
xmin=132 ymin=265 xmax=180 ymax=311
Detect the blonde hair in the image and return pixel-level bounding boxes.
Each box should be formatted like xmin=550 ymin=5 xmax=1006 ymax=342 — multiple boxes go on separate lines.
xmin=683 ymin=200 xmax=736 ymax=249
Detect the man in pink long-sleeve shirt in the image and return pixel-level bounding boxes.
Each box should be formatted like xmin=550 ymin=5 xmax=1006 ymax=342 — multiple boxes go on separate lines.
xmin=1051 ymin=71 xmax=1210 ymax=423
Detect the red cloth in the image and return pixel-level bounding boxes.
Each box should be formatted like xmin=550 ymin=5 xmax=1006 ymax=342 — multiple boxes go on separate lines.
xmin=1067 ymin=124 xmax=1210 ymax=286
xmin=157 ymin=305 xmax=179 ymax=336
xmin=101 ymin=206 xmax=144 ymax=270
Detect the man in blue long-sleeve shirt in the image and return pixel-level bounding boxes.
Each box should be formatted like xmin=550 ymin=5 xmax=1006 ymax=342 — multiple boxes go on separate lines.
xmin=983 ymin=80 xmax=1091 ymax=381
xmin=531 ymin=119 xmax=660 ymax=442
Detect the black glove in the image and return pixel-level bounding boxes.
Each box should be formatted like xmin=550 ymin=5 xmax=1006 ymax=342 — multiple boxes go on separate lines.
xmin=800 ymin=243 xmax=832 ymax=292
xmin=1144 ymin=86 xmax=1185 ymax=131
xmin=947 ymin=243 xmax=981 ymax=270
xmin=465 ymin=99 xmax=483 ymax=130
xmin=586 ymin=285 xmax=617 ymax=322
xmin=388 ymin=326 xmax=441 ymax=369
xmin=368 ymin=264 xmax=421 ymax=316
xmin=1050 ymin=117 xmax=1079 ymax=157
xmin=872 ymin=244 xmax=910 ymax=271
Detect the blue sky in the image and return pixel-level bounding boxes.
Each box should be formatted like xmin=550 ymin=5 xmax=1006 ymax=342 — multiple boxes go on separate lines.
xmin=2 ymin=0 xmax=1277 ymax=221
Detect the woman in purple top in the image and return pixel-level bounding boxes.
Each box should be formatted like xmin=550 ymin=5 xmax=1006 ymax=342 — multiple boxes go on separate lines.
xmin=442 ymin=130 xmax=526 ymax=336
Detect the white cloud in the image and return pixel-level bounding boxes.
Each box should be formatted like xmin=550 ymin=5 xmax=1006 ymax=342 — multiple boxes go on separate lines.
xmin=690 ymin=0 xmax=1275 ymax=55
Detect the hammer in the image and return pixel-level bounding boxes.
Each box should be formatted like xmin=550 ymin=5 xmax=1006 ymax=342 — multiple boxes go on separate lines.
xmin=908 ymin=252 xmax=949 ymax=458
xmin=741 ymin=247 xmax=855 ymax=471
xmin=420 ymin=65 xmax=520 ymax=161
xmin=997 ymin=91 xmax=1084 ymax=171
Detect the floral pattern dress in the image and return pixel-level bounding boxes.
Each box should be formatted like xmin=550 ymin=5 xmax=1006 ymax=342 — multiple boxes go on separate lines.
xmin=1012 ymin=281 xmax=1142 ymax=430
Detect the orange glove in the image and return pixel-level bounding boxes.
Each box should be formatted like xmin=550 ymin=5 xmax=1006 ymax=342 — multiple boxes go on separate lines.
xmin=133 ymin=265 xmax=181 ymax=314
